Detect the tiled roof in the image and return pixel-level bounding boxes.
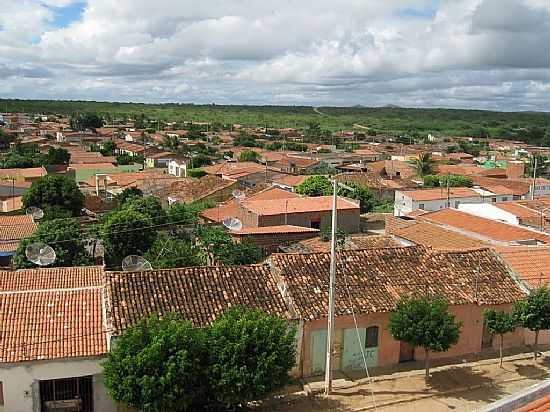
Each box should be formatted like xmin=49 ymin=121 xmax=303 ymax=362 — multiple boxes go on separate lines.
xmin=106 ymin=265 xmax=290 ymax=333
xmin=202 ymin=161 xmax=261 ymax=176
xmin=166 ymin=175 xmax=236 ymax=204
xmin=68 ymin=162 xmax=116 ymax=170
xmin=0 ymin=266 xmax=104 ymax=292
xmin=232 ymin=225 xmax=319 ymax=235
xmin=0 ymin=222 xmax=37 ymax=241
xmin=494 ymin=202 xmax=541 ymax=220
xmin=514 ymin=395 xmax=550 ymax=412
xmin=270 ymin=247 xmax=526 ymax=321
xmin=471 ymin=176 xmax=530 ymax=196
xmin=0 ymin=167 xmax=46 ymax=179
xmin=400 ymin=187 xmax=481 ymax=201
xmin=420 ymin=209 xmax=550 ymax=244
xmin=495 ymin=247 xmax=550 ymax=287
xmin=389 ymin=220 xmax=486 ymax=250
xmin=242 ymin=196 xmax=359 ymax=216
xmin=0 ymin=266 xmax=107 ymax=363
xmin=293 ymin=234 xmax=400 ymax=253
xmin=272 ymin=175 xmax=309 ymax=187
xmin=0 ymin=241 xmax=18 ymax=253
xmin=0 ymin=215 xmax=34 ymax=225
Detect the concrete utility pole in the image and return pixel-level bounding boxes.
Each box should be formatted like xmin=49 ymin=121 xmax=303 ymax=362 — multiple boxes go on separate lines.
xmin=532 ymin=156 xmax=538 ymax=201
xmin=324 ymin=179 xmax=338 ymax=396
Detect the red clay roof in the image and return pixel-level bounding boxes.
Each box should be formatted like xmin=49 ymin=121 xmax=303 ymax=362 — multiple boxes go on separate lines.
xmin=400 ymin=187 xmax=481 ymax=201
xmin=232 ymin=225 xmax=319 ymax=235
xmin=270 ymin=247 xmax=526 ymax=321
xmin=421 ymin=209 xmax=550 ymax=244
xmin=106 ymin=265 xmax=290 ymax=332
xmin=242 ymin=196 xmax=359 ymax=216
xmin=495 ymin=246 xmax=550 ymax=287
xmin=0 ymin=266 xmax=107 ymax=363
xmin=272 ymin=175 xmax=309 ymax=187
xmin=0 ymin=167 xmax=46 ymax=179
xmin=514 ymin=395 xmax=550 ymax=412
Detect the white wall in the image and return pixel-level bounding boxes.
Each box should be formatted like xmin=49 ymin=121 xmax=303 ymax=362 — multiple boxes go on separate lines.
xmin=0 ymin=357 xmax=116 ymax=412
xmin=458 ymin=203 xmax=519 ymax=225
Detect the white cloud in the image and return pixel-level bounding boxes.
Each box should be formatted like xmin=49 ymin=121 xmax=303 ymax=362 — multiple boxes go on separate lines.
xmin=1 ymin=0 xmax=550 ymax=110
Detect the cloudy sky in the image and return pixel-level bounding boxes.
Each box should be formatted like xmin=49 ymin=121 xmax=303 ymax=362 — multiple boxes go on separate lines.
xmin=1 ymin=0 xmax=550 ymax=110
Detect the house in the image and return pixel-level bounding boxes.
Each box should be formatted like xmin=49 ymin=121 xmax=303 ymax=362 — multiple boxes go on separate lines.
xmin=271 ymin=175 xmax=309 ymax=192
xmin=236 ymin=196 xmax=360 ymax=232
xmin=394 ymin=186 xmax=514 ymax=216
xmin=271 ymin=155 xmax=320 ymax=174
xmin=145 ymin=150 xmax=181 ymax=169
xmin=283 ymin=234 xmax=400 ymax=254
xmin=167 ymin=158 xmax=188 ymax=177
xmin=268 ymin=247 xmax=527 ymax=377
xmin=164 ymin=175 xmax=237 ymax=205
xmin=0 ymin=215 xmax=37 ymax=267
xmin=419 ymin=208 xmax=550 ymax=245
xmin=113 ymin=139 xmax=145 ymax=156
xmin=82 ymin=170 xmax=177 ymax=198
xmin=0 ymin=167 xmax=47 ymax=182
xmin=229 ymin=225 xmax=320 ymax=253
xmin=0 ymin=266 xmax=116 ymax=412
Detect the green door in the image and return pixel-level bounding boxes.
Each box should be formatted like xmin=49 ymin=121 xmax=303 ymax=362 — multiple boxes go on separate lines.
xmin=342 ymin=327 xmax=379 ymax=370
xmin=311 ymin=329 xmax=327 ymax=375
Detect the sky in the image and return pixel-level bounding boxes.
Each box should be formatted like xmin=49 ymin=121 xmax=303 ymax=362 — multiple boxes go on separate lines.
xmin=1 ymin=0 xmax=550 ymax=111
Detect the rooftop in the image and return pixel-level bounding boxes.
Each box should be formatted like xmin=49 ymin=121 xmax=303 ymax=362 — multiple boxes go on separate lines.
xmin=270 ymin=247 xmax=526 ymax=321
xmin=400 ymin=187 xmax=482 ymax=201
xmin=242 ymin=196 xmax=359 ymax=216
xmin=495 ymin=246 xmax=550 ymax=287
xmin=106 ymin=265 xmax=290 ymax=333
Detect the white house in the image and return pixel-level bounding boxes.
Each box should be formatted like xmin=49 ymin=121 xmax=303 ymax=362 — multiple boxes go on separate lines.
xmin=394 ymin=186 xmax=514 ymax=216
xmin=0 ymin=267 xmax=116 ymax=412
xmin=458 ymin=203 xmax=520 ymax=225
xmin=168 ymin=159 xmax=187 ymax=177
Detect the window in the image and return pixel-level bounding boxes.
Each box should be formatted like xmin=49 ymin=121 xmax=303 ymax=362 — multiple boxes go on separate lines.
xmin=310 ymin=219 xmax=321 ymax=229
xmin=454 ymin=201 xmax=460 ymax=208
xmin=366 ymin=326 xmax=379 ymax=348
xmin=502 ymin=197 xmax=508 ymax=201
xmin=419 ymin=204 xmax=425 ymax=210
xmin=492 ymin=197 xmax=497 ymax=202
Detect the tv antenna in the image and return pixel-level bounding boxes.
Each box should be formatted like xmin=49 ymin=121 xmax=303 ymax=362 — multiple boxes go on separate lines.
xmin=122 ymin=255 xmax=153 ymax=271
xmin=25 ymin=206 xmax=44 ymax=221
xmin=231 ymin=189 xmax=246 ymax=201
xmin=25 ymin=242 xmax=56 ymax=266
xmin=222 ymin=217 xmax=243 ymax=232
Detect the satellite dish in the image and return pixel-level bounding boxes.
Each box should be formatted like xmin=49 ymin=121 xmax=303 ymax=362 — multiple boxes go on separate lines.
xmin=231 ymin=190 xmax=245 ymax=200
xmin=222 ymin=217 xmax=243 ymax=231
xmin=25 ymin=207 xmax=44 ymax=220
xmin=122 ymin=255 xmax=153 ymax=272
xmin=25 ymin=242 xmax=56 ymax=266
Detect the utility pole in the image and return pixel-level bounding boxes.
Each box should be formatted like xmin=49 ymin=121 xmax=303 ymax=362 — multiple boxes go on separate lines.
xmin=447 ymin=172 xmax=451 ymax=208
xmin=532 ymin=156 xmax=538 ymax=201
xmin=324 ymin=179 xmax=338 ymax=396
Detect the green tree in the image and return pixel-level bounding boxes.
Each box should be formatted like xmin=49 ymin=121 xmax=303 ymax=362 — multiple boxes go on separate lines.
xmin=186 ymin=168 xmax=206 ymax=178
xmin=14 ymin=218 xmax=91 ymax=269
xmin=296 ymin=175 xmax=332 ymax=196
xmin=195 ymin=226 xmax=262 ymax=265
xmin=22 ymin=175 xmax=84 ymax=217
xmin=103 ymin=315 xmax=210 ymax=412
xmin=167 ymin=203 xmax=199 ymax=226
xmin=410 ymin=153 xmax=435 ymax=177
xmin=122 ymin=196 xmax=167 ymax=224
xmin=513 ymin=287 xmax=550 ymax=360
xmin=230 ymin=239 xmax=264 ymax=265
xmin=162 ymin=134 xmax=180 ymax=151
xmin=101 ymin=208 xmax=157 ymax=267
xmin=70 ymin=112 xmax=104 ymax=131
xmin=144 ymin=232 xmax=201 ymax=269
xmin=100 ymin=140 xmax=116 ymax=156
xmin=483 ymin=309 xmax=517 ymax=367
xmin=423 ymin=174 xmax=473 ymax=188
xmin=388 ymin=295 xmax=463 ymax=379
xmin=338 ymin=182 xmax=378 ymax=213
xmin=209 ymin=307 xmax=296 ymax=410
xmin=239 ymin=150 xmax=260 ymax=162
xmin=43 ymin=147 xmax=70 ymax=165
xmin=233 ymin=131 xmax=259 ymax=147
xmin=117 ymin=187 xmax=143 ymax=206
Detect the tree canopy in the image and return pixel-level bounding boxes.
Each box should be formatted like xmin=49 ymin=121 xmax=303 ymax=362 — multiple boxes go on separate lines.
xmin=410 ymin=153 xmax=435 ymax=177
xmin=483 ymin=309 xmax=517 ymax=366
xmin=22 ymin=175 xmax=84 ymax=217
xmin=296 ymin=175 xmax=332 ymax=196
xmin=14 ymin=218 xmax=91 ymax=269
xmin=103 ymin=308 xmax=296 ymax=412
xmin=388 ymin=295 xmax=462 ymax=379
xmin=513 ymin=287 xmax=550 ymax=360
xmin=239 ymin=149 xmax=260 ymax=162
xmin=423 ymin=174 xmax=473 ymax=188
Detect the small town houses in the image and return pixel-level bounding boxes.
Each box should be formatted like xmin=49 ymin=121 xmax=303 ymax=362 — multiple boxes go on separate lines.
xmin=0 ymin=243 xmax=544 ymax=411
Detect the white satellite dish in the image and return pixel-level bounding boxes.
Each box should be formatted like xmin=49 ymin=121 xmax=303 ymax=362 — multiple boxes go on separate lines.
xmin=222 ymin=217 xmax=243 ymax=231
xmin=231 ymin=190 xmax=245 ymax=200
xmin=25 ymin=207 xmax=44 ymax=220
xmin=25 ymin=242 xmax=56 ymax=266
xmin=122 ymin=255 xmax=153 ymax=271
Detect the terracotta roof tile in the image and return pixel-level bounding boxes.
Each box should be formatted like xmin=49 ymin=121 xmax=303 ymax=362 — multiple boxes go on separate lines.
xmin=232 ymin=225 xmax=319 ymax=235
xmin=0 ymin=266 xmax=104 ymax=292
xmin=106 ymin=265 xmax=290 ymax=333
xmin=400 ymin=187 xmax=481 ymax=201
xmin=514 ymin=395 xmax=550 ymax=412
xmin=294 ymin=234 xmax=400 ymax=253
xmin=0 ymin=215 xmax=34 ymax=225
xmin=389 ymin=220 xmax=486 ymax=250
xmin=420 ymin=209 xmax=550 ymax=244
xmin=270 ymin=247 xmax=526 ymax=321
xmin=166 ymin=175 xmax=236 ymax=204
xmin=0 ymin=222 xmax=37 ymax=241
xmin=0 ymin=266 xmax=107 ymax=363
xmin=242 ymin=196 xmax=359 ymax=216
xmin=495 ymin=247 xmax=550 ymax=287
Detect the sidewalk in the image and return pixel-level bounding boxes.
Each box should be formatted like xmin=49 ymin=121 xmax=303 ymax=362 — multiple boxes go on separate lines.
xmin=256 ymin=351 xmax=550 ymax=412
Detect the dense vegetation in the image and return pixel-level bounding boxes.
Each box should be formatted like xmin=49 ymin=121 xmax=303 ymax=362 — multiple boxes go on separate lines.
xmin=103 ymin=308 xmax=296 ymax=411
xmin=4 ymin=99 xmax=550 ymax=145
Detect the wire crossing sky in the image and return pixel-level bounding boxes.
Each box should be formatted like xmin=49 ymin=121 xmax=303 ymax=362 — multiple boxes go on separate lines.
xmin=1 ymin=0 xmax=550 ymax=110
